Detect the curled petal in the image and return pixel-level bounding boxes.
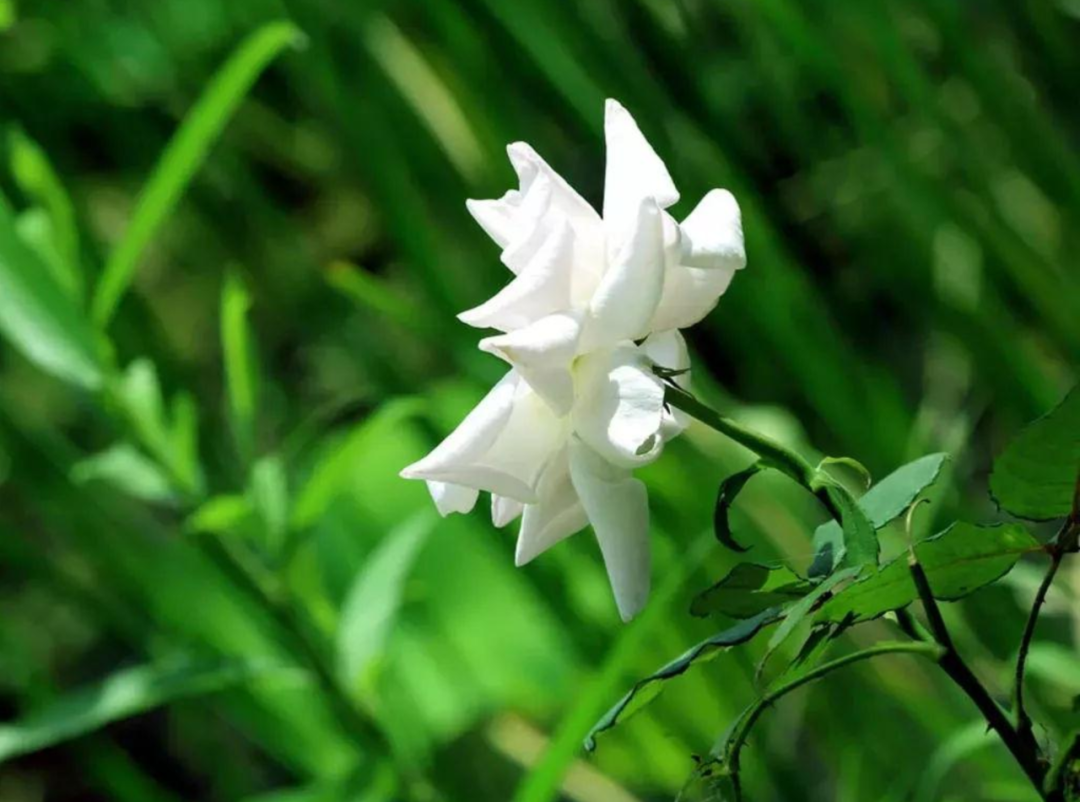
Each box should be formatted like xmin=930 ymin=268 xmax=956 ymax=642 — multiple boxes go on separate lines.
xmin=568 ymin=438 xmax=651 ymax=622
xmin=584 ymin=196 xmax=666 ymax=349
xmin=507 ymin=142 xmax=602 ymax=234
xmin=492 ymin=495 xmax=524 ymax=528
xmin=479 ymin=312 xmax=582 ymax=416
xmin=603 ymin=99 xmax=679 ymax=241
xmin=400 ymin=371 xmax=564 ymax=502
xmin=641 ymin=329 xmax=692 ymax=439
xmin=649 ymin=263 xmax=736 ymax=333
xmin=466 ymin=191 xmax=522 ymax=250
xmin=572 ymin=344 xmax=666 ymax=469
xmin=459 ymin=216 xmax=575 ymax=332
xmin=427 ymin=481 xmax=479 ymax=516
xmin=515 ymin=446 xmax=588 ymax=566
xmin=678 ymin=189 xmax=746 ymax=272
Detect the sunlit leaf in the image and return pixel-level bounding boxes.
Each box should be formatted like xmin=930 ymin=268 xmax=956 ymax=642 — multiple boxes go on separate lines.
xmin=810 ymin=454 xmax=950 ymax=577
xmin=221 ymin=271 xmax=260 ymax=460
xmin=91 ymin=22 xmax=303 ymax=327
xmin=990 ymin=385 xmax=1079 ymax=521
xmin=0 ymin=656 xmax=302 ymax=763
xmin=818 ymin=523 xmax=1039 ymax=623
xmin=185 ymin=495 xmax=253 ymax=536
xmin=690 ymin=563 xmax=810 ymax=619
xmin=71 ymin=443 xmax=176 ymax=504
xmin=250 ymin=454 xmax=289 ymax=553
xmin=584 ymin=610 xmax=778 ymax=752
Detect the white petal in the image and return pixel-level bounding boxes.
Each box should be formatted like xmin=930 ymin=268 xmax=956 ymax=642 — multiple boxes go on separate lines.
xmin=428 ymin=481 xmax=479 ymax=516
xmin=479 ymin=312 xmax=581 ymax=415
xmin=515 ymin=446 xmax=588 ymax=566
xmin=572 ymin=344 xmax=666 ymax=469
xmin=568 ymin=438 xmax=651 ymax=622
xmin=400 ymin=371 xmax=564 ymax=502
xmin=641 ymin=330 xmax=692 ymax=438
xmin=466 ymin=191 xmax=522 ymax=250
xmin=649 ymin=263 xmax=736 ymax=332
xmin=491 ymin=495 xmax=524 ymax=528
xmin=458 ymin=216 xmax=575 ymax=332
xmin=602 ymin=99 xmax=679 ymax=237
xmin=583 ymin=196 xmax=666 ymax=349
xmin=507 ymin=142 xmax=601 ymax=234
xmin=678 ymin=189 xmax=746 ymax=271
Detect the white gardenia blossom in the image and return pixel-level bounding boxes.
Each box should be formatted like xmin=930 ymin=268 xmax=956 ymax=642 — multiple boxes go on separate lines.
xmin=401 ymin=99 xmax=746 ymax=621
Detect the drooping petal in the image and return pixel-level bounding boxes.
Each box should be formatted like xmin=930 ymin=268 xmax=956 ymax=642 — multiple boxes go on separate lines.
xmin=491 ymin=495 xmax=524 ymax=528
xmin=678 ymin=189 xmax=746 ymax=272
xmin=583 ymin=196 xmax=666 ymax=350
xmin=568 ymin=438 xmax=651 ymax=622
xmin=400 ymin=371 xmax=565 ymax=502
xmin=602 ymin=99 xmax=679 ymax=238
xmin=572 ymin=343 xmax=667 ymax=469
xmin=649 ymin=263 xmax=737 ymax=333
xmin=479 ymin=312 xmax=582 ymax=415
xmin=458 ymin=216 xmax=575 ymax=332
xmin=641 ymin=329 xmax=692 ymax=438
xmin=515 ymin=446 xmax=588 ymax=566
xmin=427 ymin=481 xmax=479 ymax=516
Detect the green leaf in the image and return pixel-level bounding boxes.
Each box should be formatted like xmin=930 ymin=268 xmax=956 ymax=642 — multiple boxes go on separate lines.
xmin=761 ymin=566 xmax=862 ymax=671
xmin=990 ymin=385 xmax=1080 ymax=521
xmin=221 ymin=271 xmax=260 ymax=459
xmin=71 ymin=443 xmax=176 ymax=504
xmin=690 ymin=563 xmax=810 ymax=619
xmin=8 ymin=129 xmax=81 ymax=298
xmin=810 ymin=453 xmax=950 ymax=577
xmin=249 ymin=455 xmax=289 ymax=553
xmin=0 ymin=656 xmax=301 ymax=763
xmin=114 ymin=359 xmax=169 ymax=457
xmin=825 ymin=482 xmax=880 ymax=568
xmin=712 ymin=463 xmax=761 ymax=552
xmin=169 ymin=391 xmax=204 ymax=496
xmin=91 ymin=22 xmax=303 ymax=327
xmin=818 ymin=523 xmax=1039 ymax=624
xmin=185 ymin=495 xmax=253 ymax=536
xmin=584 ymin=609 xmax=778 ymax=752
xmin=336 ymin=511 xmax=437 ymax=689
xmin=0 ymin=198 xmax=102 ymax=389
xmin=817 ymin=455 xmax=872 ymax=488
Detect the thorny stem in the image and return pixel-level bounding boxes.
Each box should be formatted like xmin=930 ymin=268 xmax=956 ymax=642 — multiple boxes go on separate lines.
xmin=724 ymin=641 xmax=945 ymax=800
xmin=908 ymin=557 xmax=1049 ymax=797
xmin=1014 ymin=540 xmax=1065 ymax=744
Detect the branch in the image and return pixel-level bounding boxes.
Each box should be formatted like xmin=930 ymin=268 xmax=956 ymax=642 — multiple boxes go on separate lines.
xmin=1014 ymin=543 xmax=1065 ymax=743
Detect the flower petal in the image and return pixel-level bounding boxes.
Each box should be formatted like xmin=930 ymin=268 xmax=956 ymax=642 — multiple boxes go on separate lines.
xmin=603 ymin=99 xmax=679 ymax=236
xmin=584 ymin=196 xmax=666 ymax=349
xmin=507 ymin=142 xmax=602 ymax=234
xmin=400 ymin=371 xmax=564 ymax=502
xmin=572 ymin=343 xmax=666 ymax=469
xmin=649 ymin=264 xmax=736 ymax=332
xmin=466 ymin=190 xmax=522 ymax=250
xmin=515 ymin=446 xmax=588 ymax=566
xmin=641 ymin=329 xmax=692 ymax=438
xmin=458 ymin=216 xmax=575 ymax=332
xmin=479 ymin=312 xmax=582 ymax=415
xmin=492 ymin=495 xmax=524 ymax=528
xmin=678 ymin=189 xmax=746 ymax=272
xmin=427 ymin=481 xmax=479 ymax=516
xmin=568 ymin=438 xmax=651 ymax=622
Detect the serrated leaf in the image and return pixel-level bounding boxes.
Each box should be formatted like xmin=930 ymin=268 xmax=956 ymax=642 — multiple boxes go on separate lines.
xmin=71 ymin=444 xmax=176 ymax=504
xmin=712 ymin=463 xmax=761 ymax=552
xmin=818 ymin=522 xmax=1038 ymax=623
xmin=0 ymin=656 xmax=300 ymax=763
xmin=0 ymin=198 xmax=102 ymax=389
xmin=990 ymin=385 xmax=1080 ymax=521
xmin=810 ymin=453 xmax=949 ymax=577
xmin=584 ymin=609 xmax=778 ymax=752
xmin=336 ymin=511 xmax=436 ymax=690
xmin=690 ymin=563 xmax=810 ymax=619
xmin=825 ymin=482 xmax=879 ymax=568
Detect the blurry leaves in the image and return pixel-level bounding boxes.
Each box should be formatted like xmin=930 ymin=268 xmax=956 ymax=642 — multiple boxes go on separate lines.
xmin=0 ymin=198 xmax=103 ymax=388
xmin=0 ymin=656 xmax=303 ymax=763
xmin=91 ymin=21 xmax=303 ymax=327
xmin=250 ymin=455 xmax=289 ymax=553
xmin=818 ymin=523 xmax=1038 ymax=624
xmin=222 ymin=271 xmax=261 ymax=460
xmin=336 ymin=511 xmax=436 ymax=692
xmin=712 ymin=463 xmax=761 ymax=553
xmin=810 ymin=454 xmax=949 ymax=577
xmin=584 ymin=610 xmax=778 ymax=752
xmin=72 ymin=443 xmax=176 ymax=504
xmin=990 ymin=385 xmax=1080 ymax=521
xmin=691 ymin=563 xmax=810 ymax=619
xmin=186 ymin=495 xmax=254 ymax=536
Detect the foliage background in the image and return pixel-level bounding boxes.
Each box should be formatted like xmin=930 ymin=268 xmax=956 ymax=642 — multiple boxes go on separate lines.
xmin=0 ymin=0 xmax=1077 ymax=800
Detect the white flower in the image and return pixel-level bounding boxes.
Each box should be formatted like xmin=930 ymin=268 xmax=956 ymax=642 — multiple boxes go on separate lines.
xmin=402 ymin=99 xmax=745 ymax=621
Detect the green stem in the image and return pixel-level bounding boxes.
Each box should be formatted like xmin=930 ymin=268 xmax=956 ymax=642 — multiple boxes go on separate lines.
xmin=908 ymin=557 xmax=1048 ymax=796
xmin=724 ymin=641 xmax=944 ymax=796
xmin=1014 ymin=544 xmax=1064 ymax=743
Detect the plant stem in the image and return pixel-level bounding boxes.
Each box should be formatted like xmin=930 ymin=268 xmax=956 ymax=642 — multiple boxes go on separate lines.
xmin=1014 ymin=545 xmax=1064 ymax=743
xmin=908 ymin=556 xmax=1048 ymax=796
xmin=724 ymin=641 xmax=944 ymax=797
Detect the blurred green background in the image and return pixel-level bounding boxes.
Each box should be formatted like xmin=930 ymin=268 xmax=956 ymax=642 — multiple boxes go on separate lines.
xmin=0 ymin=0 xmax=1077 ymax=800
